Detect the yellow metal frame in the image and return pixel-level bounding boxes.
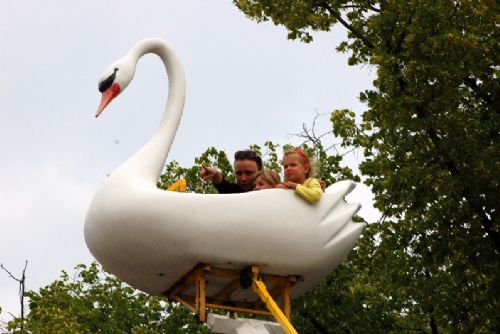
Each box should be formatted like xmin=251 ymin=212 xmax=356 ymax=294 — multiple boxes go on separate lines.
xmin=164 ymin=264 xmax=300 ymax=334
xmin=167 ymin=178 xmax=187 ymax=192
xmin=251 ymin=268 xmax=299 ymax=334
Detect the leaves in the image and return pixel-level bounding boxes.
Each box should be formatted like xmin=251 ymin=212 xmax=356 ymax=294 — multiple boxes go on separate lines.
xmin=5 ymin=263 xmax=209 ymax=334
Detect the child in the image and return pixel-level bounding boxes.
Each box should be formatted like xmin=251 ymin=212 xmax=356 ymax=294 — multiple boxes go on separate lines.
xmin=276 ymin=148 xmax=322 ymax=204
xmin=254 ymin=170 xmax=281 ymax=190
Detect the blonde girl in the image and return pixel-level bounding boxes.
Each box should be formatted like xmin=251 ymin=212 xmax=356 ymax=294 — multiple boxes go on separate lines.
xmin=276 ymin=148 xmax=322 ymax=204
xmin=254 ymin=170 xmax=281 ymax=190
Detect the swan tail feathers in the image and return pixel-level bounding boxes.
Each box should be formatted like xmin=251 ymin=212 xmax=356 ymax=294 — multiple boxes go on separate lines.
xmin=324 ymin=221 xmax=366 ymax=250
xmin=319 ymin=200 xmax=363 ymax=249
xmin=324 ymin=179 xmax=356 ymax=195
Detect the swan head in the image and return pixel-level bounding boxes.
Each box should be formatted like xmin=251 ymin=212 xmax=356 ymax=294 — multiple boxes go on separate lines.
xmin=96 ymin=57 xmax=135 ymax=117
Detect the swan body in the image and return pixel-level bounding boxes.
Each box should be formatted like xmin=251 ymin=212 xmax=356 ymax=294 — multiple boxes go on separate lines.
xmin=85 ymin=38 xmax=366 ymax=298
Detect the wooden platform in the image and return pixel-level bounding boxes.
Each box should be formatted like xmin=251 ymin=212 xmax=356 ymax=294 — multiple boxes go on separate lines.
xmin=164 ymin=263 xmax=300 ymax=328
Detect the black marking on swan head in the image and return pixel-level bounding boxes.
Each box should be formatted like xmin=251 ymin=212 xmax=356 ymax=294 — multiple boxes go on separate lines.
xmin=98 ymin=68 xmax=118 ymax=93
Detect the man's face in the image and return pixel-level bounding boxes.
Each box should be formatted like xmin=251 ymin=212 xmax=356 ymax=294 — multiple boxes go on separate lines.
xmin=234 ymin=159 xmax=260 ymax=191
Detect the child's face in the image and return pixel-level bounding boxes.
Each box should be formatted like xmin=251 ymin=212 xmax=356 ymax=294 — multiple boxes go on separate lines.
xmin=254 ymin=176 xmax=274 ymax=190
xmin=283 ymin=154 xmax=309 ymax=183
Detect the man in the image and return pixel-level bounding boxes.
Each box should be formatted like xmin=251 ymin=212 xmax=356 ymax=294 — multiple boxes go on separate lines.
xmin=200 ymin=150 xmax=263 ymax=193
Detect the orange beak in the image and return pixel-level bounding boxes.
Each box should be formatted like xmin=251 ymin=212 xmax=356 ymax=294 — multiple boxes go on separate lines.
xmin=96 ymin=83 xmax=121 ymax=117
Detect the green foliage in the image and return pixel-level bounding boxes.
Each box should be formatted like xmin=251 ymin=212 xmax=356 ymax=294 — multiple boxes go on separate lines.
xmin=5 ymin=263 xmax=208 ymax=334
xmin=235 ymin=0 xmax=499 ymax=333
xmin=158 ymin=146 xmax=233 ymax=193
xmin=293 ymin=225 xmax=394 ymax=334
xmin=250 ymin=141 xmax=282 ymax=173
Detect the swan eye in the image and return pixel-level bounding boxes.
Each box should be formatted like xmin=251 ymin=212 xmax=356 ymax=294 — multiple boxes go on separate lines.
xmin=98 ymin=68 xmax=119 ymax=93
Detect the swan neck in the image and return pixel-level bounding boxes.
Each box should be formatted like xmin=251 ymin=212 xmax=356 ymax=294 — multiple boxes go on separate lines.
xmin=113 ymin=39 xmax=185 ymax=186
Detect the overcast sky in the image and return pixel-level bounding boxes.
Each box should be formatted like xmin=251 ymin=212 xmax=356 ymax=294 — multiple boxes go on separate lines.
xmin=0 ymin=0 xmax=378 ymax=319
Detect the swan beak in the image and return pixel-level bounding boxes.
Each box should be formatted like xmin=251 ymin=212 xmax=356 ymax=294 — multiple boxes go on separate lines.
xmin=96 ymin=83 xmax=121 ymax=117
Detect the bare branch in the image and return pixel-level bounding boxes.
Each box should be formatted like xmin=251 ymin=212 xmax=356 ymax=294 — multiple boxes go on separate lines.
xmin=0 ymin=263 xmax=21 ymax=283
xmin=1 ymin=261 xmax=28 ymax=330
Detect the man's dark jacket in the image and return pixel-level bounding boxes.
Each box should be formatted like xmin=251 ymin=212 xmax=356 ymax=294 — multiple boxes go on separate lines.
xmin=214 ymin=178 xmax=248 ymax=194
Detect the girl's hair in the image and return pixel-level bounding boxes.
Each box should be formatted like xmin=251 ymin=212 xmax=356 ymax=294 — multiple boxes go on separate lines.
xmin=257 ymin=170 xmax=281 ymax=186
xmin=284 ymin=147 xmax=317 ymax=178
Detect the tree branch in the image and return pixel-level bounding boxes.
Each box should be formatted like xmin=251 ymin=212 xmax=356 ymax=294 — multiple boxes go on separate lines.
xmin=0 ymin=263 xmax=21 ymax=283
xmin=320 ymin=2 xmax=375 ymax=49
xmin=340 ymin=4 xmax=381 ymax=13
xmin=1 ymin=261 xmax=28 ymax=330
xmin=395 ymin=70 xmax=500 ymax=251
xmin=393 ymin=10 xmax=414 ymax=53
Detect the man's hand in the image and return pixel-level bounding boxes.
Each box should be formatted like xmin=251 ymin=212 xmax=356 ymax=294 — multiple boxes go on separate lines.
xmin=199 ymin=165 xmax=223 ymax=184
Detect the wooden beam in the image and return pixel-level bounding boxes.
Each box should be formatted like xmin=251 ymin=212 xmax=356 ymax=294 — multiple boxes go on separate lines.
xmin=206 ymin=303 xmax=272 ymax=316
xmin=164 ymin=263 xmax=208 ymax=297
xmin=261 ymin=274 xmax=299 ymax=287
xmin=206 ymin=267 xmax=240 ymax=279
xmin=281 ymin=284 xmax=292 ymax=320
xmin=171 ymin=295 xmax=195 ymax=313
xmin=212 ymin=279 xmax=240 ymax=301
xmin=196 ymin=271 xmax=206 ymax=322
xmin=165 ymin=263 xmax=300 ymax=332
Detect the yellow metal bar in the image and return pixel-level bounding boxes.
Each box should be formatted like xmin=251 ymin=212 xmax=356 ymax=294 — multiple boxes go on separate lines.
xmin=167 ymin=178 xmax=187 ymax=192
xmin=252 ymin=279 xmax=299 ymax=334
xmin=254 ymin=285 xmax=283 ymax=308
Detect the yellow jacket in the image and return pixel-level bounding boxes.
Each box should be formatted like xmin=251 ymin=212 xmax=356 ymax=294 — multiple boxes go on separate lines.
xmin=295 ymin=178 xmax=322 ymax=204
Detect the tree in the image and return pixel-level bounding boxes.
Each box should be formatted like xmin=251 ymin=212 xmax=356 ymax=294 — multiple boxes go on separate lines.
xmin=5 ymin=263 xmax=209 ymax=334
xmin=234 ymin=1 xmax=499 ymax=333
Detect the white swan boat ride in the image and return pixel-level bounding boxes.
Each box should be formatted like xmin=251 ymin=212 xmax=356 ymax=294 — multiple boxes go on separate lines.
xmin=84 ymin=38 xmax=366 ymax=314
